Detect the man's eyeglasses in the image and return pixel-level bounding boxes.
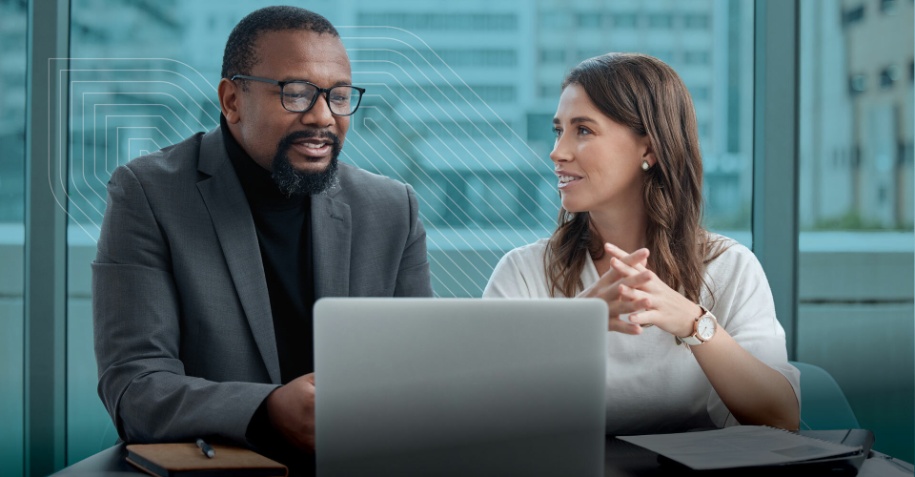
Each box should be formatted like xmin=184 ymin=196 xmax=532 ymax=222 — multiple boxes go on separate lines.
xmin=230 ymin=74 xmax=365 ymax=116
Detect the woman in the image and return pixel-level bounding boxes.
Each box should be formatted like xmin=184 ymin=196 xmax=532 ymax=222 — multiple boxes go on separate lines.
xmin=484 ymin=53 xmax=799 ymax=434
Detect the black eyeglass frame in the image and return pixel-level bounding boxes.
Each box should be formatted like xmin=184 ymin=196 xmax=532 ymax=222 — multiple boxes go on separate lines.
xmin=230 ymin=74 xmax=366 ymax=116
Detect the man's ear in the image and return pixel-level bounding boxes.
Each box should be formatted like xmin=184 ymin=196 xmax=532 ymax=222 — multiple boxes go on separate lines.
xmin=218 ymin=78 xmax=241 ymax=124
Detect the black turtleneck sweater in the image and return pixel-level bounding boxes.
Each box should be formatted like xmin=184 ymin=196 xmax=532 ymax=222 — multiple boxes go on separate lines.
xmin=223 ymin=118 xmax=317 ymax=474
xmin=221 ymin=117 xmax=316 ymax=383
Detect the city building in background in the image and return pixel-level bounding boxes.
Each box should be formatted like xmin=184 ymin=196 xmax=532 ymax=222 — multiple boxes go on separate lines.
xmin=0 ymin=2 xmax=26 ymax=476
xmin=840 ymin=0 xmax=913 ymax=228
xmin=55 ymin=0 xmax=759 ymax=300
xmin=795 ymin=0 xmax=913 ymax=463
xmin=2 ymin=1 xmax=911 ymax=231
xmin=0 ymin=0 xmax=912 ymax=472
xmin=800 ymin=0 xmax=913 ymax=230
xmin=0 ymin=0 xmax=26 ymax=222
xmin=60 ymin=0 xmax=755 ymax=240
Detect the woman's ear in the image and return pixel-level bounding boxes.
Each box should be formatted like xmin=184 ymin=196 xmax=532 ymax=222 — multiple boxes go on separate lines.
xmin=641 ymin=139 xmax=657 ymax=168
xmin=218 ymin=78 xmax=241 ymax=124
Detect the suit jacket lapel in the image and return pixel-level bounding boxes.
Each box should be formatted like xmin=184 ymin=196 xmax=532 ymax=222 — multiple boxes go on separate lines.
xmin=312 ymin=180 xmax=351 ymax=298
xmin=195 ymin=128 xmax=281 ymax=384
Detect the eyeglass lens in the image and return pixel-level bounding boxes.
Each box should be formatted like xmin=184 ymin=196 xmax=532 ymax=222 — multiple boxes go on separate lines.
xmin=282 ymin=82 xmax=361 ymax=115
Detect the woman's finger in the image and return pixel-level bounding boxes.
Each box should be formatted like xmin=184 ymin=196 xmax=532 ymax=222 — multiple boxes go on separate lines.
xmin=617 ymin=269 xmax=654 ymax=291
xmin=608 ymin=316 xmax=644 ymax=335
xmin=593 ymin=247 xmax=649 ymax=291
xmin=605 ymin=243 xmax=649 ymax=270
xmin=628 ymin=309 xmax=666 ymax=327
xmin=608 ymin=257 xmax=641 ymax=278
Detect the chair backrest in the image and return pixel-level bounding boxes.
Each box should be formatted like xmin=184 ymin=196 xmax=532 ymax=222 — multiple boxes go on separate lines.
xmin=791 ymin=361 xmax=859 ymax=430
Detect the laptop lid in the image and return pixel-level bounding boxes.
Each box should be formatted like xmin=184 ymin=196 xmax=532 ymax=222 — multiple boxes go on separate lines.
xmin=314 ymin=298 xmax=607 ymax=477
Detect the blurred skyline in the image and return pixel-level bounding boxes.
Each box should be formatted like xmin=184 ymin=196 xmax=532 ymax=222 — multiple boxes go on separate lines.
xmin=0 ymin=1 xmax=912 ymax=473
xmin=2 ymin=0 xmax=911 ymax=234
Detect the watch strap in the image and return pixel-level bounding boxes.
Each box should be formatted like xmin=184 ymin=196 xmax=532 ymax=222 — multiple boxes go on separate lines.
xmin=677 ymin=306 xmax=711 ymax=346
xmin=679 ymin=333 xmax=704 ymax=346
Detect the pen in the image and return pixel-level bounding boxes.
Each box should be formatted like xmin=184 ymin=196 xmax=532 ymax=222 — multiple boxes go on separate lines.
xmin=196 ymin=438 xmax=215 ymax=458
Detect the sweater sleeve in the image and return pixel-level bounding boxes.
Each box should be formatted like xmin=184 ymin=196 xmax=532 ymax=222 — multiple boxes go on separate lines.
xmin=703 ymin=243 xmax=801 ymax=426
xmin=483 ymin=241 xmax=553 ymax=298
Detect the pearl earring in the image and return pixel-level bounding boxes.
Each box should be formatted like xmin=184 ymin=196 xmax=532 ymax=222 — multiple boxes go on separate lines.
xmin=641 ymin=160 xmax=650 ymax=171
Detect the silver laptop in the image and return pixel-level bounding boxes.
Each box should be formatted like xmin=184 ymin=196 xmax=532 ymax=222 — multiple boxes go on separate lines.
xmin=314 ymin=298 xmax=607 ymax=477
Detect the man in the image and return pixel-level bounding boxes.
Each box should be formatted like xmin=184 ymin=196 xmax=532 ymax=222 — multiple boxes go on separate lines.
xmin=92 ymin=5 xmax=432 ymax=470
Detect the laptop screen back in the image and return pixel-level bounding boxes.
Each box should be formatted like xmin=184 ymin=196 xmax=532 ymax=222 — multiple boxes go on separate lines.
xmin=314 ymin=298 xmax=607 ymax=477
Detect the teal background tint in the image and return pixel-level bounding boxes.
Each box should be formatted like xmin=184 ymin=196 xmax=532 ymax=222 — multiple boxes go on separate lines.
xmin=0 ymin=0 xmax=912 ymax=474
xmin=60 ymin=3 xmax=756 ymax=467
xmin=797 ymin=0 xmax=914 ymax=461
xmin=60 ymin=0 xmax=753 ymax=467
xmin=0 ymin=1 xmax=26 ymax=476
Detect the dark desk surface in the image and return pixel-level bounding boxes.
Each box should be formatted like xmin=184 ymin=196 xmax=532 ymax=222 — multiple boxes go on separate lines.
xmin=52 ymin=437 xmax=914 ymax=477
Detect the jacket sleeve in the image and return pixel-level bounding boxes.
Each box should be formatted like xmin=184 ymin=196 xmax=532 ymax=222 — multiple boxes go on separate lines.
xmin=93 ymin=164 xmax=277 ymax=445
xmin=393 ymin=183 xmax=433 ymax=297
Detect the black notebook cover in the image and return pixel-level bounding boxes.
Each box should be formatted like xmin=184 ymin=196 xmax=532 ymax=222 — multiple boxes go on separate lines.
xmin=656 ymin=429 xmax=874 ymax=476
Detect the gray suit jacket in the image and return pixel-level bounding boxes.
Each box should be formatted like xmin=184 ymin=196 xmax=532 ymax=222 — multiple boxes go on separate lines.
xmin=93 ymin=127 xmax=432 ymax=445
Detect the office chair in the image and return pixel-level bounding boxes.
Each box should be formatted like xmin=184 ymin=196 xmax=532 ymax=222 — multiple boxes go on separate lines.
xmin=791 ymin=361 xmax=860 ymax=430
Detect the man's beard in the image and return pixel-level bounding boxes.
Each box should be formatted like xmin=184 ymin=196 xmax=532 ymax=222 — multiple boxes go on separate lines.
xmin=271 ymin=130 xmax=341 ymax=197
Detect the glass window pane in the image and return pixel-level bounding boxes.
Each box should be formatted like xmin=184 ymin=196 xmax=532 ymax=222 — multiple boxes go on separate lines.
xmin=798 ymin=0 xmax=913 ymax=462
xmin=0 ymin=1 xmax=27 ymax=475
xmin=67 ymin=0 xmax=225 ymax=462
xmin=66 ymin=0 xmax=755 ymax=460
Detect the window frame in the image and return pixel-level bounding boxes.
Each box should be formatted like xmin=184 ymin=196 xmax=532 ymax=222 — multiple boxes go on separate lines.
xmin=752 ymin=0 xmax=799 ymax=359
xmin=25 ymin=0 xmax=70 ymax=474
xmin=22 ymin=1 xmax=805 ymax=473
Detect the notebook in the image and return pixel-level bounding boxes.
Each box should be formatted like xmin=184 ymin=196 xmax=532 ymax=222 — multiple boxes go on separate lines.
xmin=313 ymin=298 xmax=609 ymax=477
xmin=125 ymin=443 xmax=287 ymax=477
xmin=619 ymin=425 xmax=874 ymax=475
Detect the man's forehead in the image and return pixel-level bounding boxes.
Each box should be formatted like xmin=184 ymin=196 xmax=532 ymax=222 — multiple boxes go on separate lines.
xmin=255 ymin=29 xmax=348 ymax=59
xmin=253 ymin=29 xmax=351 ymax=79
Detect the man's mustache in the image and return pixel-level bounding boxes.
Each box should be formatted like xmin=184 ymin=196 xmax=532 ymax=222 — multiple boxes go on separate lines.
xmin=278 ymin=129 xmax=341 ymax=150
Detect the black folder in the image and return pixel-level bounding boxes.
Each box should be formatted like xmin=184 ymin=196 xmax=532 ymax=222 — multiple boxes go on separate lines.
xmin=656 ymin=429 xmax=874 ymax=476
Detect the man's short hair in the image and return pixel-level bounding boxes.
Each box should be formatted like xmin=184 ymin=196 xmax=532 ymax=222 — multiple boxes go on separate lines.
xmin=221 ymin=6 xmax=339 ymax=80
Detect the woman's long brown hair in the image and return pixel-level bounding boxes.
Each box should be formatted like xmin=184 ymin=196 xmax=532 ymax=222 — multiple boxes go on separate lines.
xmin=546 ymin=53 xmax=724 ymax=300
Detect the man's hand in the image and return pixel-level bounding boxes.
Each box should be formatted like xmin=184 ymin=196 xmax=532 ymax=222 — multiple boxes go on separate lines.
xmin=265 ymin=373 xmax=316 ymax=451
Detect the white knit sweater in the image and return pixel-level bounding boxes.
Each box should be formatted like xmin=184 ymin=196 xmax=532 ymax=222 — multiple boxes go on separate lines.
xmin=483 ymin=234 xmax=801 ymax=435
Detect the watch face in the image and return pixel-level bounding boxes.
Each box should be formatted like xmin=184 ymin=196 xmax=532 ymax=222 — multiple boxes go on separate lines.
xmin=697 ymin=315 xmax=716 ymax=341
